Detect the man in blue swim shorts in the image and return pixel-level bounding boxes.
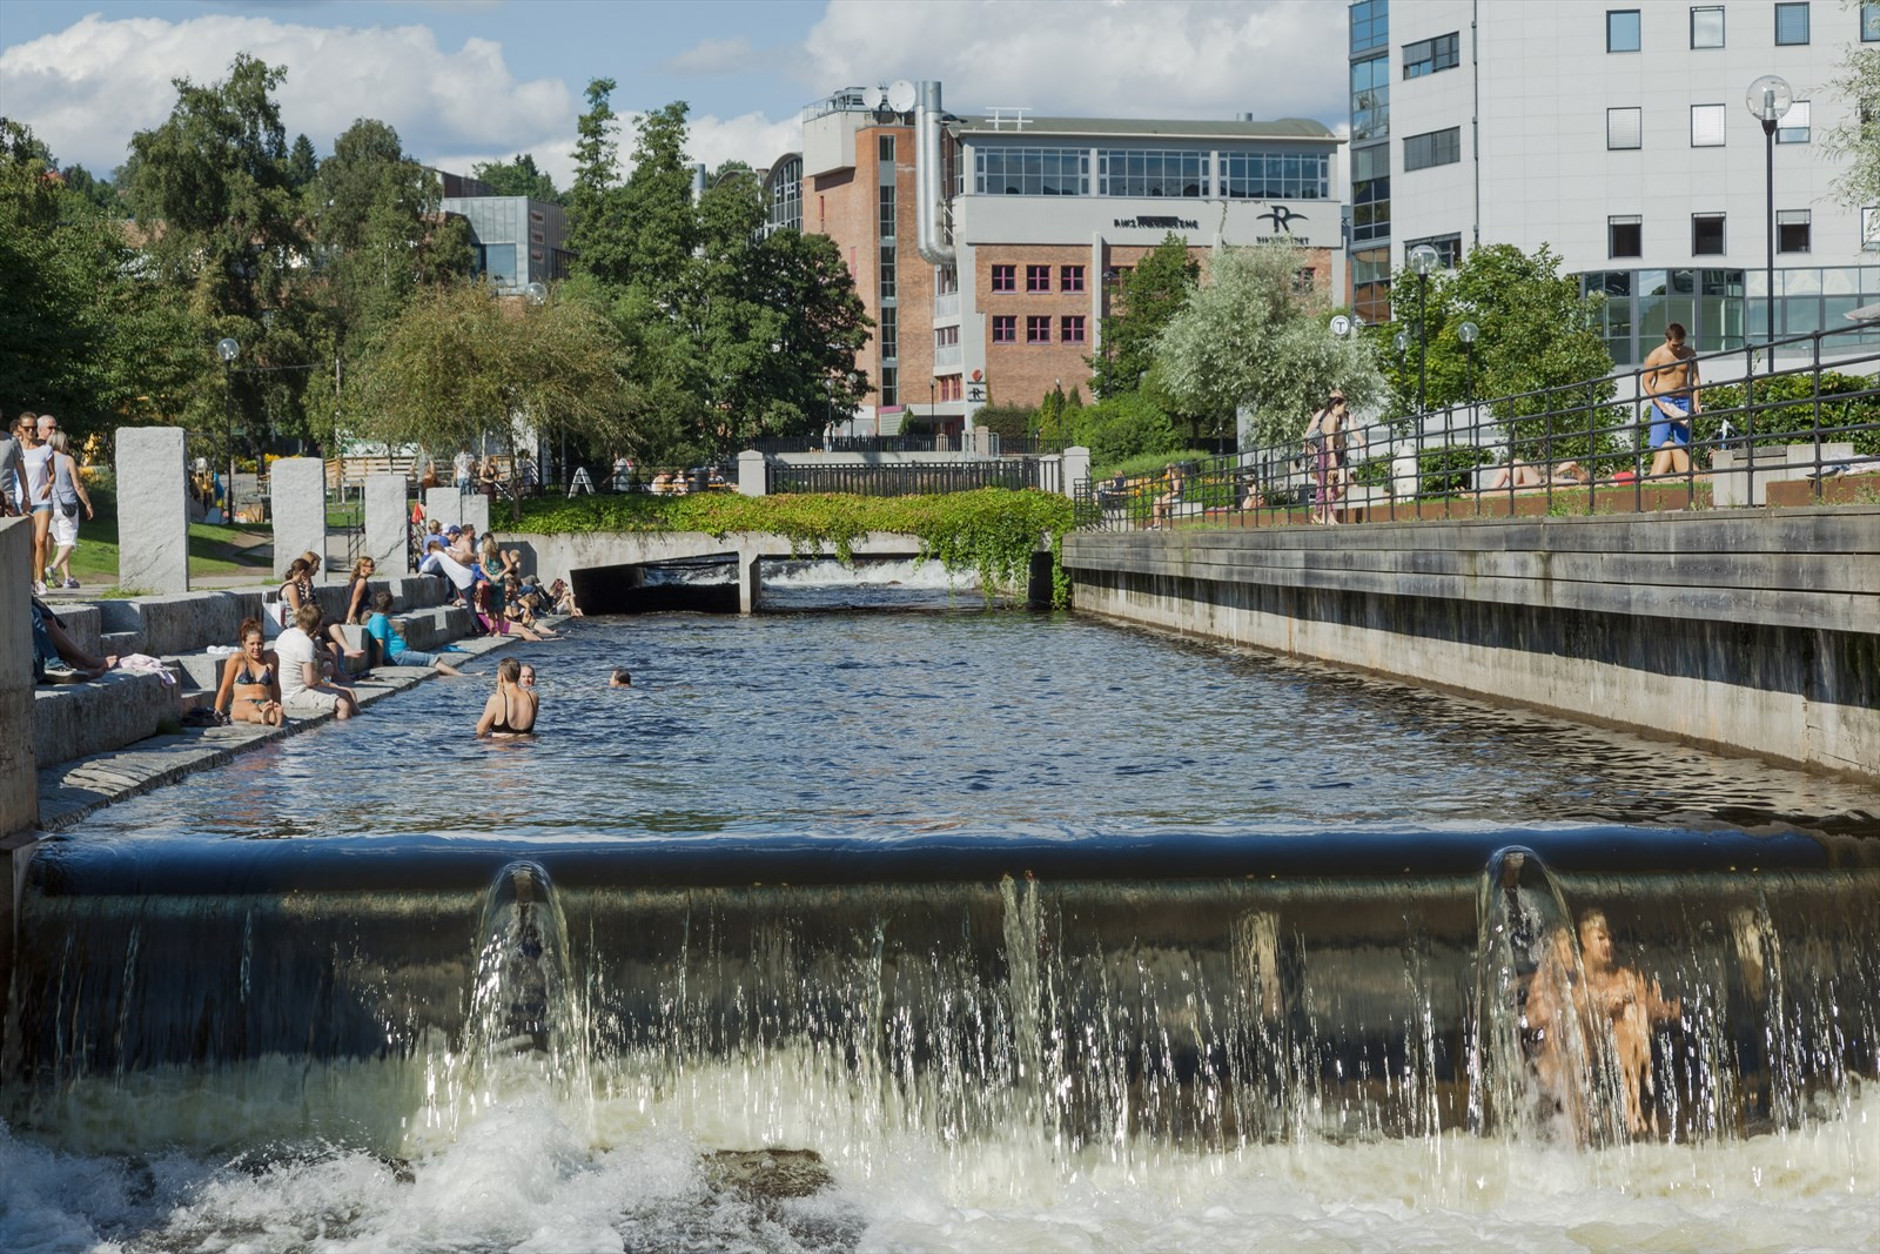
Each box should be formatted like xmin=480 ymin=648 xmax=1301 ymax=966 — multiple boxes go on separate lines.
xmin=1642 ymin=322 xmax=1701 ymax=479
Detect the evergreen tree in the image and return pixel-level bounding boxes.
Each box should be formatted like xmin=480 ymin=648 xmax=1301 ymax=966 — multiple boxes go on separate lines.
xmin=1090 ymin=233 xmax=1197 ymax=399
xmin=568 ymin=78 xmax=632 ymax=285
xmin=286 ymin=133 xmax=318 ymax=191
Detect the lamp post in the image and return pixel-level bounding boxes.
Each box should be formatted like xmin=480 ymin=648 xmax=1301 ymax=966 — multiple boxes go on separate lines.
xmin=1747 ymin=75 xmax=1792 ymax=353
xmin=216 ymin=337 xmax=240 ymax=523
xmin=1457 ymin=320 xmax=1479 ymax=413
xmin=1408 ymin=244 xmax=1440 ymax=414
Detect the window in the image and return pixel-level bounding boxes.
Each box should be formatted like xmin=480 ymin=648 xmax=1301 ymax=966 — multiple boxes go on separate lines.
xmin=1351 ymin=54 xmax=1389 ymax=141
xmin=1221 ymin=151 xmax=1332 ymax=199
xmin=1865 ymin=207 xmax=1880 ymax=250
xmin=1690 ymin=104 xmax=1727 ymax=147
xmin=1353 ymin=246 xmax=1391 ymax=324
xmin=992 ymin=315 xmax=1017 ymax=343
xmin=1352 ymin=144 xmax=1389 ymax=243
xmin=878 ymin=135 xmax=896 ymax=162
xmin=1026 ymin=264 xmax=1051 ymax=293
xmin=974 ymin=147 xmax=1090 ymax=196
xmin=878 ymin=185 xmax=896 ymax=237
xmin=1060 ymin=315 xmax=1086 ymax=343
xmin=1775 ymin=2 xmax=1809 ymax=45
xmin=935 ymin=325 xmax=959 ymax=347
xmin=1096 ymin=149 xmax=1209 ymax=197
xmin=1294 ymin=267 xmax=1317 ymax=294
xmin=1026 ymin=315 xmax=1051 ymax=344
xmin=1061 ymin=264 xmax=1085 ymax=292
xmin=1403 ymin=32 xmax=1460 ymax=78
xmin=1609 ymin=215 xmax=1643 ymax=258
xmin=879 ymin=366 xmax=897 ymax=408
xmin=1608 ymin=107 xmax=1642 ymax=150
xmin=1403 ymin=127 xmax=1461 ymax=171
xmin=1690 ymin=6 xmax=1724 ymax=47
xmin=1693 ymin=213 xmax=1726 ymax=255
xmin=1607 ymin=9 xmax=1641 ymax=51
xmin=938 ymin=375 xmax=962 ymax=402
xmin=937 ymin=265 xmax=958 ymax=295
xmin=878 ymin=307 xmax=897 ymax=360
xmin=1777 ymin=100 xmax=1810 ymax=144
xmin=1865 ymin=0 xmax=1880 ymax=41
xmin=991 ymin=264 xmax=1016 ymax=293
xmin=1404 ymin=233 xmax=1462 ymax=269
xmin=1778 ymin=210 xmax=1812 ymax=254
xmin=879 ymin=245 xmax=896 ymax=301
xmin=1351 ymin=0 xmax=1389 ymax=55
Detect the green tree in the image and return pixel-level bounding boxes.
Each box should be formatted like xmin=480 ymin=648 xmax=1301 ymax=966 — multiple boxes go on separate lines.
xmin=1825 ymin=40 xmax=1880 ymax=207
xmin=1071 ymin=390 xmax=1182 ymax=467
xmin=1157 ymin=241 xmax=1385 ymax=446
xmin=472 ymin=152 xmax=561 ymax=202
xmin=348 ymin=279 xmax=632 ymax=520
xmin=568 ymin=78 xmax=633 ymax=286
xmin=619 ymin=101 xmax=699 ymax=295
xmin=60 ymin=164 xmax=126 ymax=217
xmin=1382 ymin=243 xmax=1617 ymax=460
xmin=286 ymin=132 xmax=318 ymax=191
xmin=1090 ymin=233 xmax=1197 ymax=399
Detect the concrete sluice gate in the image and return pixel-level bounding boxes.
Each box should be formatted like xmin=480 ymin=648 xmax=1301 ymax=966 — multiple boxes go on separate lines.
xmin=6 ymin=833 xmax=1875 ymax=1158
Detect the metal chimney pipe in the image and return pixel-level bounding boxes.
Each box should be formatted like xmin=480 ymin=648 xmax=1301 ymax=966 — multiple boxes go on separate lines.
xmin=915 ymin=81 xmax=956 ymax=266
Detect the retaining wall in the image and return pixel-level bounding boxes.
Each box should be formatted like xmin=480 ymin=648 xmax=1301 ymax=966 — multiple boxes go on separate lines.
xmin=1062 ymin=508 xmax=1880 ymax=783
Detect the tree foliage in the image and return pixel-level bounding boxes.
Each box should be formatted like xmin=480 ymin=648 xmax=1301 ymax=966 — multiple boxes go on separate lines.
xmin=1824 ymin=42 xmax=1880 ymax=208
xmin=471 ymin=152 xmax=561 ymax=202
xmin=1090 ymin=233 xmax=1197 ymax=400
xmin=1157 ymin=241 xmax=1385 ymax=446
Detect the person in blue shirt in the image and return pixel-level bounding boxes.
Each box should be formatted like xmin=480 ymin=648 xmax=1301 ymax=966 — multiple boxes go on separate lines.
xmin=364 ymin=592 xmax=463 ymax=675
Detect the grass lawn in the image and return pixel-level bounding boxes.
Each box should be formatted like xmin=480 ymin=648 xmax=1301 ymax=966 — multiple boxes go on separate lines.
xmin=52 ymin=491 xmax=276 ymax=592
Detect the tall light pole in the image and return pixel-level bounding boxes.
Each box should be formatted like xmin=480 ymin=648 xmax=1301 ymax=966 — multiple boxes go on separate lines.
xmin=1458 ymin=320 xmax=1479 ymax=417
xmin=1747 ymin=75 xmax=1793 ymax=355
xmin=216 ymin=337 xmax=240 ymax=523
xmin=1408 ymin=244 xmax=1440 ymax=414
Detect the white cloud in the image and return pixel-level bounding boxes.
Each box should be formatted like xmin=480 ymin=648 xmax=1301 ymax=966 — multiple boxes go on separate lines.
xmin=801 ymin=0 xmax=1347 ymax=125
xmin=0 ymin=12 xmax=573 ymax=174
xmin=662 ymin=36 xmax=765 ymax=76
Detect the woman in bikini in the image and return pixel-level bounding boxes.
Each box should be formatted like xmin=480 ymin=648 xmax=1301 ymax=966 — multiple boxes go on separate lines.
xmin=214 ymin=617 xmax=284 ymax=726
xmin=476 ymin=657 xmax=538 ymax=738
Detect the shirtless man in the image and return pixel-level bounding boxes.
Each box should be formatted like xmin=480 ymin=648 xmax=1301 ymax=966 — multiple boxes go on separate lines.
xmin=1641 ymin=323 xmax=1701 ymax=479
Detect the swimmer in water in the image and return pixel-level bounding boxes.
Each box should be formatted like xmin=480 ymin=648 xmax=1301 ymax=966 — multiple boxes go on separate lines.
xmin=609 ymin=667 xmax=632 ymax=688
xmin=475 ymin=657 xmax=538 ymax=738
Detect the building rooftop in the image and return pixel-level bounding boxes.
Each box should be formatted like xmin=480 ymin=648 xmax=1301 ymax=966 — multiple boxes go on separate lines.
xmin=947 ymin=114 xmax=1338 ymax=142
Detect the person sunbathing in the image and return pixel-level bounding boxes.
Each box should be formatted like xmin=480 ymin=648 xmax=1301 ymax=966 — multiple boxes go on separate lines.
xmin=1482 ymin=459 xmax=1590 ymax=491
xmin=214 ymin=617 xmax=284 ymax=726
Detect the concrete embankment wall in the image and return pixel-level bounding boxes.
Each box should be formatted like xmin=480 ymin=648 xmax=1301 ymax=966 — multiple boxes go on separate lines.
xmin=1062 ymin=508 xmax=1880 ymax=783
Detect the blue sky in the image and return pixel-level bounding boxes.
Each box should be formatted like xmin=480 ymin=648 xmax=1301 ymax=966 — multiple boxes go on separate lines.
xmin=0 ymin=1 xmax=1346 ymax=184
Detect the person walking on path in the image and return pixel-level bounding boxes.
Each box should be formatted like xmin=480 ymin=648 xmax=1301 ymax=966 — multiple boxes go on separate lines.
xmin=1642 ymin=323 xmax=1701 ymax=481
xmin=43 ymin=430 xmax=93 ymax=589
xmin=1304 ymin=391 xmax=1349 ymax=525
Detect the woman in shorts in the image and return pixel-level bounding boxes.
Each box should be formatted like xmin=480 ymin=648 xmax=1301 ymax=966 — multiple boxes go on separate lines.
xmin=43 ymin=431 xmax=93 ymax=590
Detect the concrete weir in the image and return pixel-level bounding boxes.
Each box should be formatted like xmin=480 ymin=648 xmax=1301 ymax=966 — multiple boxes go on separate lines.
xmin=1062 ymin=508 xmax=1880 ymax=784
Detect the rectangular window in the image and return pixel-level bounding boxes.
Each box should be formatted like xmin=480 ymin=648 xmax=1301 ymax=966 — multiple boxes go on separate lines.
xmin=1352 ymin=144 xmax=1389 ymax=243
xmin=1353 ymin=246 xmax=1391 ymax=324
xmin=937 ymin=265 xmax=958 ymax=295
xmin=1060 ymin=264 xmax=1085 ymax=292
xmin=1404 ymin=233 xmax=1462 ymax=269
xmin=991 ymin=264 xmax=1016 ymax=293
xmin=1026 ymin=264 xmax=1051 ymax=293
xmin=1026 ymin=315 xmax=1051 ymax=344
xmin=935 ymin=325 xmax=959 ymax=347
xmin=879 ymin=245 xmax=896 ymax=301
xmin=877 ymin=185 xmax=896 ymax=237
xmin=1402 ymin=31 xmax=1460 ymax=78
xmin=1609 ymin=215 xmax=1643 ymax=258
xmin=1865 ymin=0 xmax=1880 ymax=41
xmin=1351 ymin=0 xmax=1389 ymax=54
xmin=1777 ymin=209 xmax=1812 ymax=254
xmin=1690 ymin=104 xmax=1727 ymax=147
xmin=1607 ymin=9 xmax=1641 ymax=51
xmin=1692 ymin=213 xmax=1726 ymax=256
xmin=992 ymin=315 xmax=1017 ymax=344
xmin=878 ymin=307 xmax=897 ymax=361
xmin=1351 ymin=54 xmax=1390 ymax=142
xmin=1690 ymin=6 xmax=1724 ymax=47
xmin=879 ymin=366 xmax=897 ymax=408
xmin=1608 ymin=107 xmax=1642 ymax=150
xmin=1096 ymin=148 xmax=1210 ymax=197
xmin=878 ymin=134 xmax=896 ymax=162
xmin=1775 ymin=2 xmax=1809 ymax=45
xmin=1294 ymin=267 xmax=1317 ymax=294
xmin=1220 ymin=151 xmax=1332 ymax=200
xmin=1403 ymin=126 xmax=1461 ymax=171
xmin=973 ymin=147 xmax=1091 ymax=196
xmin=1777 ymin=100 xmax=1810 ymax=144
xmin=1060 ymin=315 xmax=1086 ymax=343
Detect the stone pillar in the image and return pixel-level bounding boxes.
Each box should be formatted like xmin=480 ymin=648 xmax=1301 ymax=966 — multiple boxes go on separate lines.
xmin=115 ymin=425 xmax=190 ymax=593
xmin=740 ymin=546 xmax=762 ymax=615
xmin=423 ymin=488 xmax=490 ymax=536
xmin=1060 ymin=446 xmax=1091 ymax=499
xmin=1 ymin=518 xmax=37 ymax=837
xmin=737 ymin=450 xmax=767 ymax=497
xmin=364 ymin=473 xmax=410 ymax=574
xmin=270 ymin=457 xmax=327 ymax=580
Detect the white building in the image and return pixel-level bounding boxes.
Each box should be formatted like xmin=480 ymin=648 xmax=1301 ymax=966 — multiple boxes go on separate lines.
xmin=1350 ymin=0 xmax=1880 ymax=368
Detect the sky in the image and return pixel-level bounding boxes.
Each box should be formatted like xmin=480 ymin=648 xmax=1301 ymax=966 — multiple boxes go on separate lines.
xmin=0 ymin=0 xmax=1349 ymax=187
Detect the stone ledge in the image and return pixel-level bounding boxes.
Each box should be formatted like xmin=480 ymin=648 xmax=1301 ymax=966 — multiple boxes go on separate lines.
xmin=32 ymin=671 xmax=177 ymax=770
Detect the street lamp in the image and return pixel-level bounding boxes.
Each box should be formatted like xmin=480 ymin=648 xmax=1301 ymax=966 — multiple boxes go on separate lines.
xmin=216 ymin=337 xmax=240 ymax=523
xmin=1457 ymin=320 xmax=1479 ymax=410
xmin=1408 ymin=244 xmax=1440 ymax=414
xmin=1747 ymin=74 xmax=1792 ymax=353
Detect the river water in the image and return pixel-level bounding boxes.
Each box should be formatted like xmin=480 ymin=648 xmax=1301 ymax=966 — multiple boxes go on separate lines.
xmin=3 ymin=577 xmax=1877 ymax=1252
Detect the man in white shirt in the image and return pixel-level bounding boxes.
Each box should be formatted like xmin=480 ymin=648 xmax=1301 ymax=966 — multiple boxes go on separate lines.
xmin=278 ymin=603 xmax=359 ymax=719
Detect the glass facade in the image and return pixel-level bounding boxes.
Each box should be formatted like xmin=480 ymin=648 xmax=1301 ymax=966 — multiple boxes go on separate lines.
xmin=1350 ymin=0 xmax=1388 ymax=53
xmin=765 ymin=155 xmax=802 ymax=234
xmin=1221 ymin=152 xmax=1331 ymax=200
xmin=1096 ymin=149 xmax=1209 ymax=197
xmin=1352 ymin=144 xmax=1389 ymax=244
xmin=1351 ymin=54 xmax=1390 ymax=142
xmin=1581 ymin=266 xmax=1880 ymax=362
xmin=974 ymin=147 xmax=1090 ymax=195
xmin=442 ymin=195 xmax=568 ymax=291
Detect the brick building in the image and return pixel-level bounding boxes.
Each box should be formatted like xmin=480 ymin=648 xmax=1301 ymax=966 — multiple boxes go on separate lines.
xmin=781 ymin=82 xmax=1344 ymax=435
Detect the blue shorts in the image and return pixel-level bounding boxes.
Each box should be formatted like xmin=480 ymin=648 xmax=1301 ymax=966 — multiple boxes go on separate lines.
xmin=391 ymin=649 xmax=438 ymax=667
xmin=1649 ymin=396 xmax=1691 ymax=449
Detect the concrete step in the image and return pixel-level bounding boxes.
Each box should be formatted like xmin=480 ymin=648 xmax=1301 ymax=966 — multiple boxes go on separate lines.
xmin=32 ymin=671 xmax=177 ymax=769
xmin=99 ymin=630 xmax=144 ymax=657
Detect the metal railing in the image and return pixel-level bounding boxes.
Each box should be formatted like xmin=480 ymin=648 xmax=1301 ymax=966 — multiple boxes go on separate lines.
xmin=752 ymin=435 xmax=965 ymax=454
xmin=769 ymin=459 xmax=1042 ymax=496
xmin=1075 ymin=324 xmax=1880 ymax=530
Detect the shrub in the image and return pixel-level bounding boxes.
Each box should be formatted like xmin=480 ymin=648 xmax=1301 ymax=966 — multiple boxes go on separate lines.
xmin=1689 ymin=370 xmax=1880 ymax=458
xmin=1072 ymin=391 xmax=1181 ymax=468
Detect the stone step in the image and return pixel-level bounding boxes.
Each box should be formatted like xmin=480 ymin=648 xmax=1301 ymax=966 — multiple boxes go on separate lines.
xmin=32 ymin=670 xmax=177 ymax=769
xmin=99 ymin=630 xmax=144 ymax=657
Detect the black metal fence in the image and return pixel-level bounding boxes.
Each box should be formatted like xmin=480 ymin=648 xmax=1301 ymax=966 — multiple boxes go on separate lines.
xmin=1076 ymin=324 xmax=1880 ymax=531
xmin=754 ymin=434 xmax=962 ymax=455
xmin=769 ymin=459 xmax=1042 ymax=496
